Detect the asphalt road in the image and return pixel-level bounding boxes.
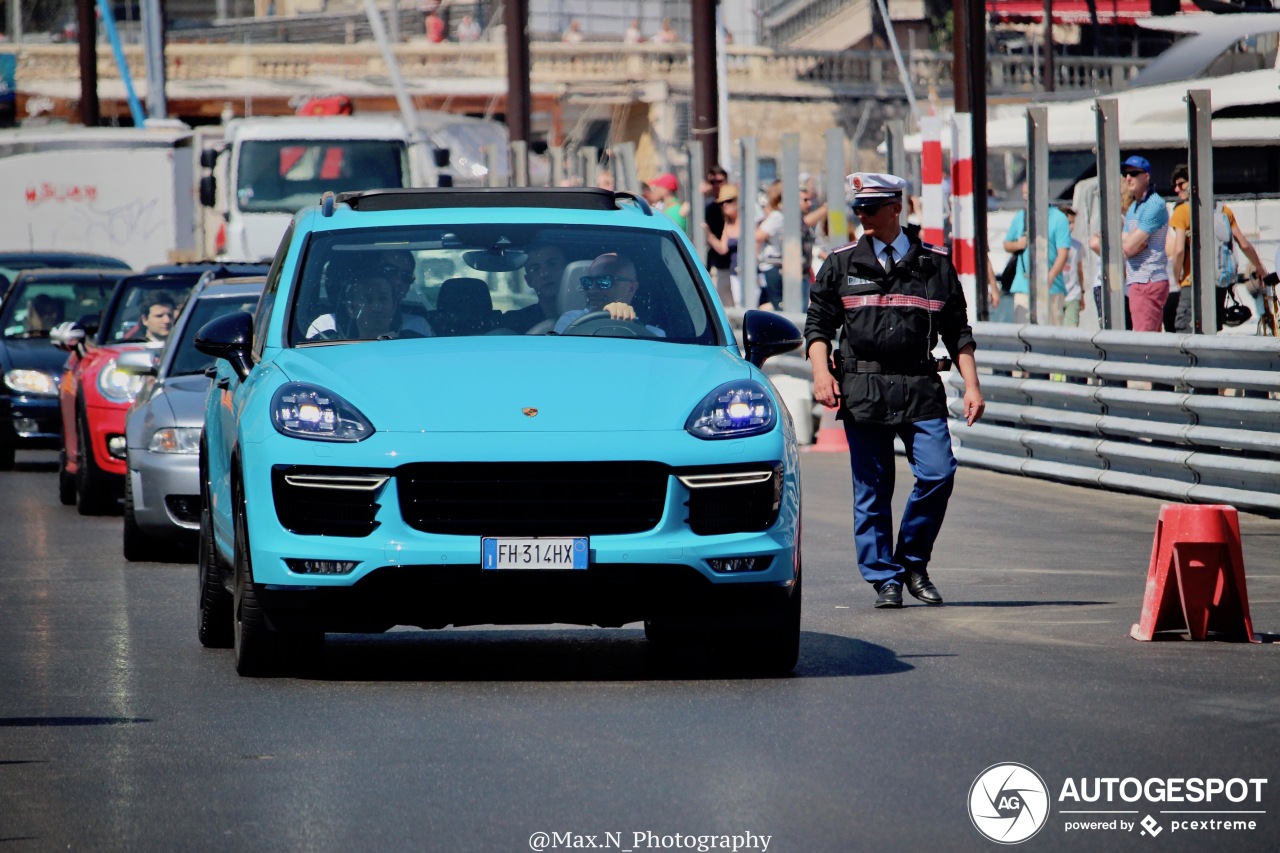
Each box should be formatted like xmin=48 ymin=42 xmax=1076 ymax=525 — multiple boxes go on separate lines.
xmin=1 ymin=448 xmax=1277 ymax=853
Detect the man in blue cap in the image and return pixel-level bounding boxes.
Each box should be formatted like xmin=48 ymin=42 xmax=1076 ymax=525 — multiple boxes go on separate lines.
xmin=1119 ymin=154 xmax=1170 ymax=332
xmin=804 ymin=172 xmax=986 ymax=609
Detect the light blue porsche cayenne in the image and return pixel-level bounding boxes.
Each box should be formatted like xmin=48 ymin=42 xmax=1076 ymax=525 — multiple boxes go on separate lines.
xmin=196 ymin=187 xmax=803 ymax=676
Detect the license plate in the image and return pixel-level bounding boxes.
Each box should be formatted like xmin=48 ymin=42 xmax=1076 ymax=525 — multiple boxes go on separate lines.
xmin=482 ymin=537 xmax=589 ymax=570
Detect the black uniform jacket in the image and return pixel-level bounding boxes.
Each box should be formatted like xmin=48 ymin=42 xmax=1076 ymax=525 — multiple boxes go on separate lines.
xmin=803 ymin=235 xmax=976 ymax=426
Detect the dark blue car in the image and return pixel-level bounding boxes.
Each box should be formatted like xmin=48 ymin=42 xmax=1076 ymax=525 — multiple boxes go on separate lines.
xmin=0 ymin=269 xmax=128 ymax=469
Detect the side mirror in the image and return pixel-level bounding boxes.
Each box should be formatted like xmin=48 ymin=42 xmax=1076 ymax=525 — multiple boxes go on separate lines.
xmin=116 ymin=349 xmax=158 ymax=376
xmin=200 ymin=147 xmax=220 ymax=169
xmin=743 ymin=309 xmax=803 ymax=368
xmin=49 ymin=321 xmax=85 ymax=352
xmin=195 ymin=311 xmax=254 ymax=381
xmin=433 ymin=147 xmax=451 ymax=168
xmin=199 ymin=174 xmax=217 ymax=208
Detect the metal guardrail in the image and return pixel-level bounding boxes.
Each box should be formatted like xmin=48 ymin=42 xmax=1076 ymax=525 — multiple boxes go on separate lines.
xmin=729 ymin=311 xmax=1280 ymax=515
xmin=948 ymin=322 xmax=1280 ymax=516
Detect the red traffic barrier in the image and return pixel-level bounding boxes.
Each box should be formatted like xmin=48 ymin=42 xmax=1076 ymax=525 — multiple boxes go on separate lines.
xmin=804 ymin=406 xmax=848 ymax=453
xmin=1130 ymin=504 xmax=1259 ymax=643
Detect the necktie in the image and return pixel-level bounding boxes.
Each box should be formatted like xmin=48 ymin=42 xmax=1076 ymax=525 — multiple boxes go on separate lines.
xmin=883 ymin=245 xmax=896 ymax=274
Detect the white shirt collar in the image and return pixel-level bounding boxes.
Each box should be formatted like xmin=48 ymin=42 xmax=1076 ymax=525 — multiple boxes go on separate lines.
xmin=871 ymin=231 xmax=911 ymax=262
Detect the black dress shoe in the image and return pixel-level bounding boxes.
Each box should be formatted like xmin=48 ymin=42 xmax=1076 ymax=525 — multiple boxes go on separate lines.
xmin=906 ymin=570 xmax=943 ymax=605
xmin=874 ymin=583 xmax=903 ymax=609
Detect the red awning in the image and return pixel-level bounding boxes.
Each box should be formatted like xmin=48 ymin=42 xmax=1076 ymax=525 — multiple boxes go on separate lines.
xmin=987 ymin=0 xmax=1203 ymax=26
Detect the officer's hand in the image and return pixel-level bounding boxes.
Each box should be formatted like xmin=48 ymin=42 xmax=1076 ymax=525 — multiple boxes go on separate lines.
xmin=813 ymin=370 xmax=841 ymax=409
xmin=603 ymin=302 xmax=637 ymax=322
xmin=963 ymin=387 xmax=985 ymax=426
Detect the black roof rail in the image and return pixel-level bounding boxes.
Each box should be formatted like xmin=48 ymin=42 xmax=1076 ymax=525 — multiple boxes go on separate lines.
xmin=332 ymin=187 xmax=653 ymax=214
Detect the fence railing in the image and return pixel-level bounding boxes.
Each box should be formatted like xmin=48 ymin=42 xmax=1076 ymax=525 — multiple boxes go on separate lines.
xmin=728 ymin=312 xmax=1280 ymax=516
xmin=2 ymin=42 xmax=1149 ymax=97
xmin=948 ymin=322 xmax=1280 ymax=516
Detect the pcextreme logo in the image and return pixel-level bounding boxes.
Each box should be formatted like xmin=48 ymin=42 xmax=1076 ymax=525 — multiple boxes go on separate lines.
xmin=968 ymin=763 xmax=1051 ymax=844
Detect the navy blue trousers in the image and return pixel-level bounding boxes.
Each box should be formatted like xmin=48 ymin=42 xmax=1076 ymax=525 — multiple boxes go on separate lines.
xmin=843 ymin=417 xmax=957 ymax=588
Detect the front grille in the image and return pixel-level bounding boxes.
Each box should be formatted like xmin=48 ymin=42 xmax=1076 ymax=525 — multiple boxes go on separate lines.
xmin=397 ymin=462 xmax=670 ymax=536
xmin=271 ymin=466 xmax=384 ymax=537
xmin=683 ymin=465 xmax=782 ymax=535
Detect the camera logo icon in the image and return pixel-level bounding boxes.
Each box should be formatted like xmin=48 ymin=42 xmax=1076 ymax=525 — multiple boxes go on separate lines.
xmin=969 ymin=763 xmax=1051 ymax=844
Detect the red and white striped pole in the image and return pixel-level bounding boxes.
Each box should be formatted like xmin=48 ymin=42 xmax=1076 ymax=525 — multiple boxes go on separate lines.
xmin=950 ymin=113 xmax=977 ymax=323
xmin=920 ymin=116 xmax=945 ymax=247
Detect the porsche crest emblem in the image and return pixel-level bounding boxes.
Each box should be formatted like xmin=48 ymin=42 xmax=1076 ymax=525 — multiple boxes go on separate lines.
xmin=522 ymin=407 xmax=539 ymax=418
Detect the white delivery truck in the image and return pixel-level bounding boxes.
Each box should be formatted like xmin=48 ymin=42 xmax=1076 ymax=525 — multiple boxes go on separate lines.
xmin=201 ymin=115 xmax=452 ymax=262
xmin=0 ymin=126 xmax=199 ymax=269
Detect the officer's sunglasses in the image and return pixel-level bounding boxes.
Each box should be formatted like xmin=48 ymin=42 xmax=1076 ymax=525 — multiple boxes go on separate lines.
xmin=854 ymin=201 xmax=892 ymax=216
xmin=579 ymin=275 xmax=635 ymax=291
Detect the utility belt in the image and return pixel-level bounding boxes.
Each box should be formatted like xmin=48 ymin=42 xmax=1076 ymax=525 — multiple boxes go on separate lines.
xmin=834 ymin=354 xmax=951 ymax=376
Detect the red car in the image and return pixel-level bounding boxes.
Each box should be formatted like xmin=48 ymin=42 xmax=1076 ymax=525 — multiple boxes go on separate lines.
xmin=56 ymin=264 xmax=266 ymax=514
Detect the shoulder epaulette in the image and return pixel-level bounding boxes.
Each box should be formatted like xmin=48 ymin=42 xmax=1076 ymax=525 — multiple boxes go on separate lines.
xmin=923 ymin=242 xmax=949 ymax=256
xmin=833 ymin=240 xmax=858 ymax=254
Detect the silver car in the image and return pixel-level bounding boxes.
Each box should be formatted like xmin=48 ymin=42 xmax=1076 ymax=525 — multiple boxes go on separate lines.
xmin=122 ymin=276 xmax=265 ymax=561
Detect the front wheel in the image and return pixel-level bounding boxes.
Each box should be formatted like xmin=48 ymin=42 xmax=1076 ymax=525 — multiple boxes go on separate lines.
xmin=0 ymin=435 xmax=14 ymax=471
xmin=197 ymin=503 xmax=233 ymax=649
xmin=76 ymin=416 xmax=116 ymax=516
xmin=715 ymin=568 xmax=802 ymax=677
xmin=232 ymin=491 xmax=321 ymax=675
xmin=57 ymin=449 xmax=76 ymax=505
xmin=123 ymin=473 xmax=164 ymax=562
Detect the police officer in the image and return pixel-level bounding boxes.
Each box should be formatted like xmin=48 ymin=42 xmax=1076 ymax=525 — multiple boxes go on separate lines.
xmin=804 ymin=173 xmax=985 ymax=609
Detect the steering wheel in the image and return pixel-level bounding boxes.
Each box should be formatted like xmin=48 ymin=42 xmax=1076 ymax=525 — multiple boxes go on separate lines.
xmin=560 ymin=310 xmax=657 ymax=338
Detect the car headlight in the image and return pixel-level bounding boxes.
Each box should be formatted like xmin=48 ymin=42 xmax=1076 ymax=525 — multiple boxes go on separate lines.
xmin=270 ymin=382 xmax=375 ymax=442
xmin=97 ymin=359 xmax=146 ymax=403
xmin=5 ymin=369 xmax=59 ymax=396
xmin=685 ymin=380 xmax=777 ymax=440
xmin=148 ymin=427 xmax=202 ymax=454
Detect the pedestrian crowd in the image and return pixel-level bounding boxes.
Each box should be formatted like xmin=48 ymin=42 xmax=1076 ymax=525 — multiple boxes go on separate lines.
xmin=994 ymin=153 xmax=1271 ymax=332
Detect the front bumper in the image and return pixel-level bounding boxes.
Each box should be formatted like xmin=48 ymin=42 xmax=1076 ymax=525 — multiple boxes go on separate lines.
xmin=129 ymin=449 xmax=201 ymax=538
xmin=231 ymin=430 xmax=802 ymax=625
xmin=259 ymin=562 xmax=798 ymax=633
xmin=86 ymin=402 xmax=129 ymax=477
xmin=3 ymin=393 xmax=62 ymax=449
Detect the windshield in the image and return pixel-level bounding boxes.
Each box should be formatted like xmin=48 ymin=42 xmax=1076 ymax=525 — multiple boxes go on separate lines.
xmin=287 ymin=224 xmax=717 ymax=347
xmin=236 ymin=139 xmax=408 ymax=214
xmin=166 ymin=293 xmax=263 ymax=377
xmin=101 ymin=276 xmax=201 ymax=346
xmin=1 ymin=277 xmax=118 ymax=338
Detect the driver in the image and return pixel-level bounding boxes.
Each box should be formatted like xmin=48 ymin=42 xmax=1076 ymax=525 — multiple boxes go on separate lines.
xmin=127 ymin=292 xmax=175 ymax=342
xmin=553 ymin=253 xmax=664 ymax=336
xmin=24 ymin=294 xmax=64 ymax=333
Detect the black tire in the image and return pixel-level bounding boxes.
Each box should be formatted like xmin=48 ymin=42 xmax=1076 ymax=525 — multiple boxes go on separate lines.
xmin=197 ymin=503 xmax=233 ymax=648
xmin=716 ymin=566 xmax=802 ymax=677
xmin=232 ymin=487 xmax=322 ymax=675
xmin=0 ymin=437 xmax=14 ymax=471
xmin=75 ymin=415 xmax=116 ymax=516
xmin=122 ymin=472 xmax=163 ymax=562
xmin=57 ymin=449 xmax=76 ymax=505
